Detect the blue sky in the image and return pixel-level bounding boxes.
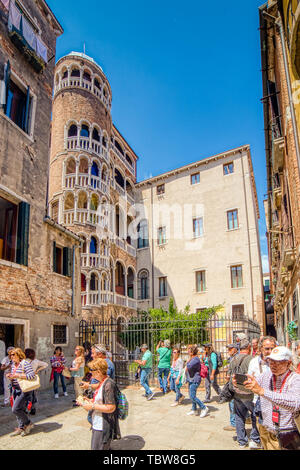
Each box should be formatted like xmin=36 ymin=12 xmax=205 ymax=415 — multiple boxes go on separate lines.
xmin=47 ymin=0 xmax=269 ymax=272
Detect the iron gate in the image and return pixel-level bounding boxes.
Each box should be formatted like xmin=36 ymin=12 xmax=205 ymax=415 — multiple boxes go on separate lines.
xmin=79 ymin=312 xmax=261 ymax=387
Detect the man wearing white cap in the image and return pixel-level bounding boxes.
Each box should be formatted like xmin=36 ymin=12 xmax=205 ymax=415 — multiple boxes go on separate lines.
xmin=243 ymin=346 xmax=300 ymax=450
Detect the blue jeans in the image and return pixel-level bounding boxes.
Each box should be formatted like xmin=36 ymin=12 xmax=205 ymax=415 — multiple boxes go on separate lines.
xmin=234 ymin=398 xmax=261 ymax=446
xmin=158 ymin=368 xmax=170 ymax=394
xmin=229 ymin=399 xmax=236 ymax=426
xmin=170 ymin=376 xmax=183 ymax=402
xmin=53 ymin=371 xmax=66 ymax=395
xmin=140 ymin=368 xmax=152 ymax=396
xmin=188 ymin=382 xmax=206 ymax=411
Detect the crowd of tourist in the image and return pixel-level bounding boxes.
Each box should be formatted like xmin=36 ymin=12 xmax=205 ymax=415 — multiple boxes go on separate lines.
xmin=0 ymin=336 xmax=300 ymax=450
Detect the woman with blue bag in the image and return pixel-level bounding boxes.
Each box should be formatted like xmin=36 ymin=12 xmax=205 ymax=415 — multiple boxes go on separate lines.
xmin=168 ymin=348 xmax=185 ymax=406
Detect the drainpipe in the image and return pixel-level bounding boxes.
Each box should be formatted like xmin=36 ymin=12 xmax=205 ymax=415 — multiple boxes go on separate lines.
xmin=265 ymin=11 xmax=300 ymax=180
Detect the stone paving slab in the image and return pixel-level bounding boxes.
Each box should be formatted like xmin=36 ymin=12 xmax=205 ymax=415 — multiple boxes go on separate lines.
xmin=0 ymin=385 xmax=248 ymax=450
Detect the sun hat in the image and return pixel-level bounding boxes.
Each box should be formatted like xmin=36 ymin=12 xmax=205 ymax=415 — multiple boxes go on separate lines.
xmin=267 ymin=346 xmax=293 ymax=362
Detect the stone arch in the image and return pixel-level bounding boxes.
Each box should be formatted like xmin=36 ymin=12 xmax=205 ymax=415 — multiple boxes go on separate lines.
xmin=65 ymin=156 xmax=76 ymax=174
xmin=79 ymin=156 xmax=89 ymax=174
xmin=64 ymin=192 xmax=74 ymax=210
xmin=77 ymin=190 xmax=88 ymax=209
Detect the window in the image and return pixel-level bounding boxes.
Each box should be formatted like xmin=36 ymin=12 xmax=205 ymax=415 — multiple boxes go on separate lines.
xmin=196 ymin=271 xmax=206 ymax=292
xmin=193 ymin=217 xmax=203 ymax=238
xmin=223 ymin=162 xmax=234 ymax=175
xmin=227 ymin=210 xmax=239 ymax=230
xmin=137 ymin=220 xmax=149 ymax=249
xmin=232 ymin=305 xmax=244 ymax=321
xmin=52 ymin=325 xmax=67 ymax=345
xmin=0 ymin=195 xmax=30 ymax=266
xmin=157 ymin=227 xmax=166 ymax=245
xmin=191 ymin=173 xmax=200 ymax=185
xmin=4 ymin=65 xmax=32 ymax=135
xmin=292 ymin=290 xmax=298 ymax=321
xmin=231 ymin=265 xmax=243 ymax=288
xmin=138 ymin=270 xmax=149 ymax=300
xmin=157 ymin=184 xmax=165 ymax=195
xmin=159 ymin=277 xmax=167 ymax=298
xmin=53 ymin=242 xmax=72 ymax=277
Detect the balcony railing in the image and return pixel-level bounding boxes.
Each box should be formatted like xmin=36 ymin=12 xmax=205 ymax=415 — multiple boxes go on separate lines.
xmin=54 ymin=77 xmax=111 ymax=111
xmin=111 ymin=146 xmax=135 ymax=176
xmin=66 ymin=137 xmax=109 ymax=161
xmin=80 ymin=254 xmax=108 ymax=269
xmin=81 ymin=291 xmax=137 ymax=309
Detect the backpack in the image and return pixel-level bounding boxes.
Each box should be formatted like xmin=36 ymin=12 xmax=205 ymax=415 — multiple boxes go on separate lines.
xmin=200 ymin=363 xmax=208 ymax=379
xmin=216 ymin=352 xmax=223 ymax=369
xmin=116 ymin=387 xmax=129 ymax=421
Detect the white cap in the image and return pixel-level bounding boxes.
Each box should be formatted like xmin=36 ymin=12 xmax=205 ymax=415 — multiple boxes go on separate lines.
xmin=267 ymin=346 xmax=292 ymax=361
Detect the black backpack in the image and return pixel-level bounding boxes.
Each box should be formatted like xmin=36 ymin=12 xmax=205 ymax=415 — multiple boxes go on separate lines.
xmin=216 ymin=352 xmax=223 ymax=369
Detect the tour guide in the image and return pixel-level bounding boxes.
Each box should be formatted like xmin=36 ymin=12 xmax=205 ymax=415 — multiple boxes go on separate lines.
xmin=242 ymin=346 xmax=300 ymax=450
xmin=135 ymin=344 xmax=155 ymax=401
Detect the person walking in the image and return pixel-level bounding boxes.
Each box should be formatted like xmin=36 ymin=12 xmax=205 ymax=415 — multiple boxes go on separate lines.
xmin=156 ymin=340 xmax=172 ymax=395
xmin=203 ymin=343 xmax=221 ymax=403
xmin=243 ymin=346 xmax=300 ymax=450
xmin=90 ymin=344 xmax=115 ymax=379
xmin=77 ymin=358 xmax=121 ymax=450
xmin=223 ymin=343 xmax=238 ymax=431
xmin=1 ymin=347 xmax=14 ymax=407
xmin=69 ymin=345 xmax=85 ymax=406
xmin=186 ymin=345 xmax=209 ymax=418
xmin=7 ymin=348 xmax=36 ymax=437
xmin=50 ymin=346 xmax=68 ymax=399
xmin=168 ymin=348 xmax=185 ymax=406
xmin=24 ymin=348 xmax=48 ymax=415
xmin=228 ymin=340 xmax=261 ymax=449
xmin=134 ymin=344 xmax=154 ymax=400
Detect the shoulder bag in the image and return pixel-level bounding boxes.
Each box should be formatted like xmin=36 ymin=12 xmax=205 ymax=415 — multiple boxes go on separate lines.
xmin=18 ymin=361 xmax=40 ymax=393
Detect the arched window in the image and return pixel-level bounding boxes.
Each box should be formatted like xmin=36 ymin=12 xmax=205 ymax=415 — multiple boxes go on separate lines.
xmin=81 ymin=273 xmax=86 ymax=291
xmin=94 ymin=78 xmax=101 ymax=90
xmin=126 ymin=154 xmax=133 ymax=167
xmin=79 ymin=157 xmax=88 ymax=174
xmin=78 ymin=191 xmax=88 ymax=209
xmin=64 ymin=193 xmax=74 ymax=210
xmin=83 ymin=70 xmax=91 ymax=82
xmin=90 ymin=273 xmax=98 ymax=291
xmin=127 ymin=267 xmax=135 ymax=298
xmin=90 ymin=194 xmax=99 ymax=211
xmin=115 ymin=168 xmax=124 ymax=188
xmin=115 ymin=262 xmax=125 ymax=296
xmin=81 ymin=236 xmax=87 ymax=254
xmin=66 ymin=158 xmax=76 ymax=174
xmin=80 ymin=124 xmax=89 ymax=138
xmin=91 ymin=162 xmax=99 ymax=177
xmin=62 ymin=69 xmax=68 ymax=80
xmin=102 ymin=136 xmax=107 ymax=148
xmin=138 ymin=270 xmax=149 ymax=300
xmin=115 ymin=140 xmax=124 ymax=155
xmin=68 ymin=124 xmax=77 ymax=137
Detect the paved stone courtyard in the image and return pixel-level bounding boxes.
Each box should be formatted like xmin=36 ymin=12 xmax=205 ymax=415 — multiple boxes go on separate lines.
xmin=0 ymin=384 xmax=250 ymax=450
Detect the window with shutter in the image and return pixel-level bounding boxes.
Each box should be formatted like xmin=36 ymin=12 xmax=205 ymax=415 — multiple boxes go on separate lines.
xmin=16 ymin=201 xmax=30 ymax=266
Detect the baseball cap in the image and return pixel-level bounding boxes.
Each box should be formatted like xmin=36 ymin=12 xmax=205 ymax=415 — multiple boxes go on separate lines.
xmin=93 ymin=344 xmax=107 ymax=355
xmin=226 ymin=343 xmax=238 ymax=349
xmin=140 ymin=344 xmax=148 ymax=349
xmin=267 ymin=346 xmax=292 ymax=361
xmin=236 ymin=333 xmax=247 ymax=340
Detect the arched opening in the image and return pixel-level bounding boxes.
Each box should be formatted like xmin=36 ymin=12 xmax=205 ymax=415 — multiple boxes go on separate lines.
xmin=66 ymin=158 xmax=76 ymax=174
xmin=64 ymin=193 xmax=74 ymax=210
xmin=80 ymin=124 xmax=90 ymax=138
xmin=127 ymin=215 xmax=134 ymax=245
xmin=90 ymin=236 xmax=98 ymax=254
xmin=126 ymin=154 xmax=133 ymax=167
xmin=115 ymin=140 xmax=124 ymax=155
xmin=101 ymin=165 xmax=108 ymax=182
xmin=127 ymin=267 xmax=135 ymax=298
xmin=79 ymin=157 xmax=88 ymax=174
xmin=90 ymin=273 xmax=98 ymax=292
xmin=81 ymin=273 xmax=86 ymax=291
xmin=115 ymin=205 xmax=125 ymax=238
xmin=90 ymin=194 xmax=99 ymax=211
xmin=62 ymin=69 xmax=68 ymax=80
xmin=92 ymin=128 xmax=100 ymax=142
xmin=110 ymin=259 xmax=114 ymax=293
xmin=115 ymin=261 xmax=125 ymax=296
xmin=102 ymin=136 xmax=108 ymax=148
xmin=115 ymin=168 xmax=124 ymax=188
xmin=78 ymin=191 xmax=88 ymax=209
xmin=101 ymin=273 xmax=109 ymax=291
xmin=83 ymin=70 xmax=91 ymax=82
xmin=94 ymin=78 xmax=101 ymax=90
xmin=71 ymin=68 xmax=80 ymax=77
xmin=51 ymin=200 xmax=59 ymax=222
xmin=68 ymin=124 xmax=78 ymax=137
xmin=81 ymin=235 xmax=87 ymax=254
xmin=91 ymin=161 xmax=99 ymax=177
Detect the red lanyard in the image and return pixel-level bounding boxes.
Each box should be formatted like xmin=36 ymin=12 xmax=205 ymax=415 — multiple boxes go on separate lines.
xmin=272 ymin=370 xmax=291 ymax=412
xmin=92 ymin=377 xmax=107 ymax=403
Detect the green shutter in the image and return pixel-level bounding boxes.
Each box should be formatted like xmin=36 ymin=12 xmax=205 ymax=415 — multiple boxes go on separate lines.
xmin=16 ymin=202 xmax=30 ymax=266
xmin=63 ymin=246 xmax=72 ymax=277
xmin=53 ymin=241 xmax=57 ymax=272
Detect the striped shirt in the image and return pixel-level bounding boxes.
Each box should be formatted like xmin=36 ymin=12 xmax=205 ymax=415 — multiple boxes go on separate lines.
xmin=257 ymin=369 xmax=300 ymax=433
xmin=11 ymin=360 xmax=36 ymax=389
xmin=50 ymin=355 xmax=66 ymax=369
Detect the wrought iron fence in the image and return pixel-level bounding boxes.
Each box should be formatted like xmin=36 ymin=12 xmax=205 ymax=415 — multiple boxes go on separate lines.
xmin=79 ymin=312 xmax=261 ymax=387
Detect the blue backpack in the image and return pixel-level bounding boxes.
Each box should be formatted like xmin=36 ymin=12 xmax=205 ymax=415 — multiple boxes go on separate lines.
xmin=116 ymin=387 xmax=129 ymax=420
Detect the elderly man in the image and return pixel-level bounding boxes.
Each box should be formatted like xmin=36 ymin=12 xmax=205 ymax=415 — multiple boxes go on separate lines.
xmin=91 ymin=344 xmax=115 ymax=379
xmin=251 ymin=338 xmax=259 ymax=357
xmin=243 ymin=346 xmax=300 ymax=450
xmin=135 ymin=344 xmax=154 ymax=401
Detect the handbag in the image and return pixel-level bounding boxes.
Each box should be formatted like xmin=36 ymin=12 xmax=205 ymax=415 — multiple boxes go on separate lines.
xmin=62 ymin=368 xmax=71 ymax=378
xmin=200 ymin=363 xmax=208 ymax=379
xmin=17 ymin=361 xmax=40 ymax=393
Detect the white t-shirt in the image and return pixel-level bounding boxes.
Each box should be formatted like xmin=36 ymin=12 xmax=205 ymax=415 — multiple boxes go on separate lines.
xmin=92 ymin=383 xmax=104 ymax=431
xmin=30 ymin=359 xmax=49 ymax=373
xmin=248 ymin=355 xmax=270 ymax=403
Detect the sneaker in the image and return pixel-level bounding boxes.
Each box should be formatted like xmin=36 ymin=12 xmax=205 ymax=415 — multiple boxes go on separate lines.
xmin=238 ymin=442 xmax=248 ymax=449
xmin=147 ymin=393 xmax=155 ymax=401
xmin=54 ymin=394 xmax=59 ymax=399
xmin=178 ymin=395 xmax=185 ymax=404
xmin=21 ymin=423 xmax=34 ymax=436
xmin=64 ymin=392 xmax=68 ymax=397
xmin=199 ymin=406 xmax=209 ymax=418
xmin=29 ymin=409 xmax=36 ymax=416
xmin=10 ymin=428 xmax=22 ymax=437
xmin=223 ymin=426 xmax=236 ymax=431
xmin=249 ymin=440 xmax=262 ymax=449
xmin=203 ymin=399 xmax=211 ymax=403
xmin=186 ymin=410 xmax=196 ymax=416
xmin=170 ymin=402 xmax=179 ymax=407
